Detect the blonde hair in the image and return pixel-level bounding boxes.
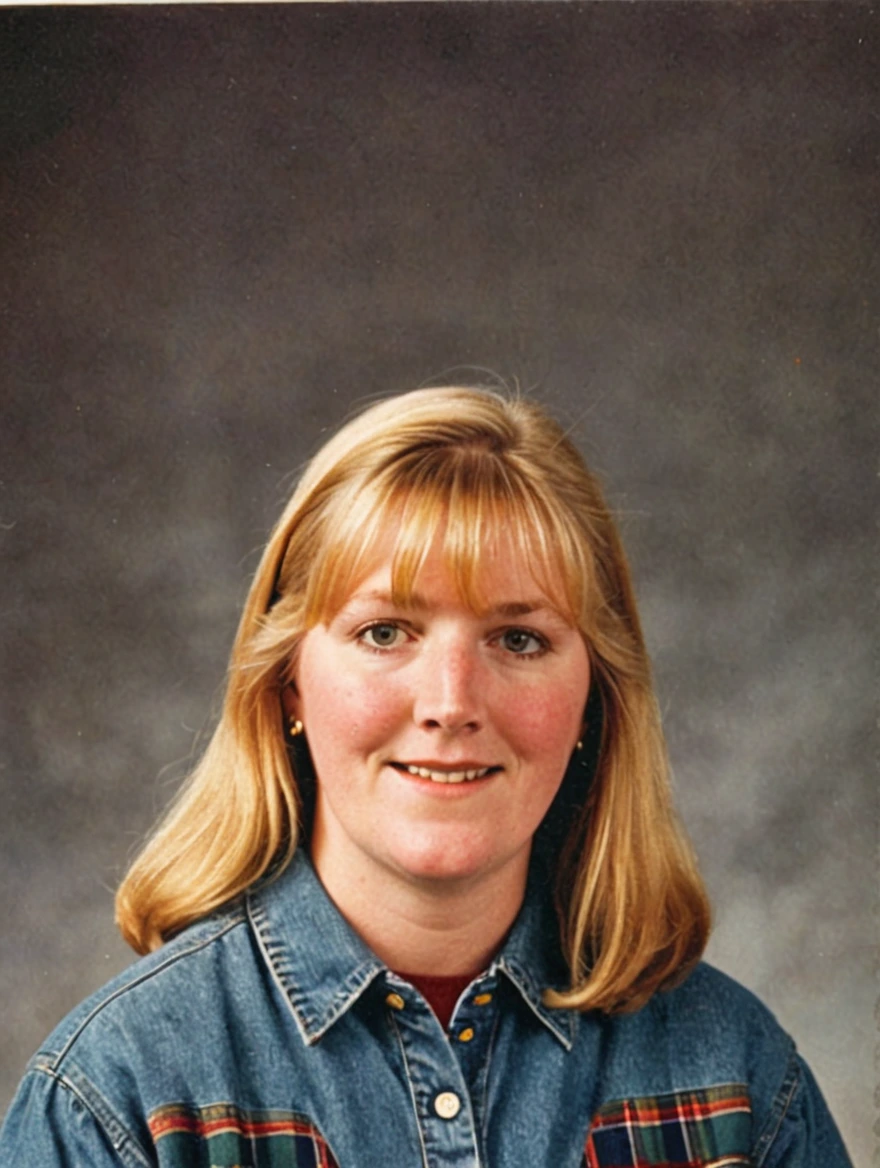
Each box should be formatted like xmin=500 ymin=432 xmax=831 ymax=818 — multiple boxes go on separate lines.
xmin=116 ymin=386 xmax=709 ymax=1013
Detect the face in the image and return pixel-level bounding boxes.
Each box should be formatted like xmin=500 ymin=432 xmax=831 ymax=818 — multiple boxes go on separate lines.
xmin=286 ymin=537 xmax=591 ymax=901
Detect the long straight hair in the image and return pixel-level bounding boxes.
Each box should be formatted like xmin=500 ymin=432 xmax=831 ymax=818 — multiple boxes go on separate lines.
xmin=116 ymin=386 xmax=709 ymax=1013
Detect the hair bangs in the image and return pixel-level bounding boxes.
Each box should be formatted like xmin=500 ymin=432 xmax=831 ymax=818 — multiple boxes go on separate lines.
xmin=301 ymin=477 xmax=399 ymax=625
xmin=300 ymin=445 xmax=589 ymax=630
xmin=387 ymin=448 xmax=589 ymax=625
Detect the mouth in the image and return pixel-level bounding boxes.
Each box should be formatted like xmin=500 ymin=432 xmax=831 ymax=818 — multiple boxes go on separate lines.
xmin=390 ymin=762 xmax=502 ymax=785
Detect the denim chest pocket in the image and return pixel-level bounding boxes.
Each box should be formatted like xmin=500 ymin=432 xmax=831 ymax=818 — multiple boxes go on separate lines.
xmin=584 ymin=1084 xmax=753 ymax=1167
xmin=148 ymin=1103 xmax=340 ymax=1167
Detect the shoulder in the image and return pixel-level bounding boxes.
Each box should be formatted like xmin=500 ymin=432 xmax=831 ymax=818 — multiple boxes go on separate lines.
xmin=32 ymin=900 xmax=250 ymax=1076
xmin=658 ymin=966 xmax=852 ymax=1165
xmin=622 ymin=961 xmax=795 ymax=1100
xmin=577 ymin=963 xmax=852 ymax=1166
xmin=577 ymin=964 xmax=794 ymax=1139
xmin=1 ymin=903 xmax=252 ymax=1166
xmin=655 ymin=960 xmax=794 ymax=1049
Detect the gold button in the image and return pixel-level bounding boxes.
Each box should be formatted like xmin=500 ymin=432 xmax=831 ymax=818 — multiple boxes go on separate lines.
xmin=458 ymin=1027 xmax=475 ymax=1043
xmin=434 ymin=1091 xmax=461 ymax=1119
xmin=473 ymin=992 xmax=493 ymax=1006
xmin=385 ymin=992 xmax=405 ymax=1010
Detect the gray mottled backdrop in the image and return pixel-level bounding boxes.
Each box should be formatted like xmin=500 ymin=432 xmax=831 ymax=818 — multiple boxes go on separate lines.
xmin=0 ymin=4 xmax=875 ymax=1160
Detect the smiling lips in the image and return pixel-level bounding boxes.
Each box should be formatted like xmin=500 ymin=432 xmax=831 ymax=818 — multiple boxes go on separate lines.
xmin=392 ymin=762 xmax=500 ymax=785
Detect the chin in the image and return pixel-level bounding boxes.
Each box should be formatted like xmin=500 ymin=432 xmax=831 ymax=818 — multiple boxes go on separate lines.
xmin=388 ymin=833 xmax=522 ymax=887
xmin=400 ymin=857 xmax=489 ymax=885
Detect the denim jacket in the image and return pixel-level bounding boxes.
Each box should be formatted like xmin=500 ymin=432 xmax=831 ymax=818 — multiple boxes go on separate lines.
xmin=0 ymin=849 xmax=851 ymax=1167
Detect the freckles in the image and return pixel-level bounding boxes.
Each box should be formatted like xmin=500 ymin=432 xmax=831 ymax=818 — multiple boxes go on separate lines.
xmin=338 ymin=681 xmax=407 ymax=739
xmin=519 ymin=689 xmax=579 ymax=733
xmin=513 ymin=706 xmax=584 ymax=766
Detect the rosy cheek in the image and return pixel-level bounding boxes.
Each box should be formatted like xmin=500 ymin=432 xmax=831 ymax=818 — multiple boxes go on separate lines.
xmin=517 ymin=692 xmax=583 ymax=752
xmin=334 ymin=679 xmax=407 ymax=738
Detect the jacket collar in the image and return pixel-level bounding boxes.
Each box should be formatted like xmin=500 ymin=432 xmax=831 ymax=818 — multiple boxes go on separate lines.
xmin=247 ymin=849 xmax=575 ymax=1049
xmin=490 ymin=863 xmax=575 ymax=1049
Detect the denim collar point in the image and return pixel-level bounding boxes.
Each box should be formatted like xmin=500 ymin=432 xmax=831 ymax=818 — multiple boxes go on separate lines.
xmin=494 ymin=955 xmax=575 ymax=1050
xmin=247 ymin=852 xmax=387 ymax=1044
xmin=297 ymin=961 xmax=388 ymax=1045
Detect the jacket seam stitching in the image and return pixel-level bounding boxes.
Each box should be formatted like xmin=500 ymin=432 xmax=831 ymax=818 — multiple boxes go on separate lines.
xmin=47 ymin=912 xmax=246 ymax=1068
xmin=753 ymin=1048 xmax=800 ymax=1168
xmin=29 ymin=1064 xmax=151 ymax=1168
xmin=478 ymin=1003 xmax=503 ymax=1148
xmin=387 ymin=1011 xmax=432 ymax=1168
xmin=247 ymin=894 xmax=317 ymax=1045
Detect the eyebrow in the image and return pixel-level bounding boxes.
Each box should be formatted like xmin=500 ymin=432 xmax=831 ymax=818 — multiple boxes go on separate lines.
xmin=344 ymin=590 xmax=556 ymax=619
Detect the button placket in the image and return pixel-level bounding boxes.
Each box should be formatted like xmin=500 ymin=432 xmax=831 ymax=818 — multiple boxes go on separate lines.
xmin=385 ymin=980 xmax=483 ymax=1168
xmin=446 ymin=977 xmax=500 ymax=1147
xmin=447 ymin=979 xmax=499 ymax=1048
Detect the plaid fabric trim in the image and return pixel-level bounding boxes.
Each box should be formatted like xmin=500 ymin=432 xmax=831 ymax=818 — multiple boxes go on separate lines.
xmin=584 ymin=1084 xmax=752 ymax=1167
xmin=148 ymin=1103 xmax=340 ymax=1167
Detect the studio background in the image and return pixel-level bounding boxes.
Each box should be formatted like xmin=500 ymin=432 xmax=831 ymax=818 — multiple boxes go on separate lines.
xmin=0 ymin=5 xmax=875 ymax=1161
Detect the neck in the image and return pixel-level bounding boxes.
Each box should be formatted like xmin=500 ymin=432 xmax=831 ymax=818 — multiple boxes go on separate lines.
xmin=309 ymin=838 xmax=529 ymax=977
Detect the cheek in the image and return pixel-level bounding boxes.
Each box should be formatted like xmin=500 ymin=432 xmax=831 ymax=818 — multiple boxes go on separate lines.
xmin=510 ymin=686 xmax=584 ymax=760
xmin=304 ymin=671 xmax=408 ymax=749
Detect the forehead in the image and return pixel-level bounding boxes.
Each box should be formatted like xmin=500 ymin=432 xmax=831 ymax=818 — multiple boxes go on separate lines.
xmin=302 ymin=473 xmax=585 ymax=629
xmin=317 ymin=524 xmax=579 ymax=632
xmin=341 ymin=536 xmax=561 ymax=616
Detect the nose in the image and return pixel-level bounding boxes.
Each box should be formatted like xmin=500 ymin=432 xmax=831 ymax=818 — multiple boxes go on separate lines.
xmin=412 ymin=637 xmax=484 ymax=734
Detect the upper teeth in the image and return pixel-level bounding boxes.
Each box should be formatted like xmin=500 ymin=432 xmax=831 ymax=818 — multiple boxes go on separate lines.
xmin=404 ymin=765 xmax=491 ymax=784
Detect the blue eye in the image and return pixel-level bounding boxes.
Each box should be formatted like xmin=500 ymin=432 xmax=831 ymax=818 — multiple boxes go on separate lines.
xmin=500 ymin=628 xmax=546 ymax=655
xmin=360 ymin=623 xmax=405 ymax=649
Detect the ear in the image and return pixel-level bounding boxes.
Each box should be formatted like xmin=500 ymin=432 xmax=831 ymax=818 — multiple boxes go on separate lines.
xmin=281 ymin=683 xmax=300 ymax=722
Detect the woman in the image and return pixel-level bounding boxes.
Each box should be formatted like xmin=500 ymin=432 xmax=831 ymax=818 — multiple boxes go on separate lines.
xmin=0 ymin=386 xmax=850 ymax=1166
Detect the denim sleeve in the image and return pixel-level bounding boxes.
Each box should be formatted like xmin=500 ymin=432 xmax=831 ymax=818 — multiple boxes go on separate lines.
xmin=759 ymin=1052 xmax=853 ymax=1168
xmin=0 ymin=1067 xmax=152 ymax=1168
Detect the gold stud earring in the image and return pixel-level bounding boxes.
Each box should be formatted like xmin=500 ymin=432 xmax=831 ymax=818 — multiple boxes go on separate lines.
xmin=289 ymin=717 xmax=304 ymax=738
